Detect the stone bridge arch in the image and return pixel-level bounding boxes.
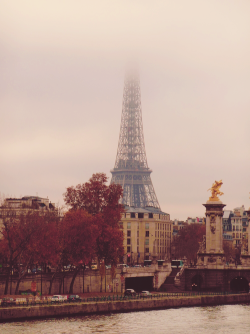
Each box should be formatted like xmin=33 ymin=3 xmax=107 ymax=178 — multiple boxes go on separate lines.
xmin=191 ymin=274 xmax=204 ymax=291
xmin=230 ymin=276 xmax=249 ymax=293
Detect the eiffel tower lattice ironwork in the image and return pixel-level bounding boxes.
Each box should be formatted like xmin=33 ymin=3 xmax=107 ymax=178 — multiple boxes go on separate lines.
xmin=111 ymin=72 xmax=160 ymax=209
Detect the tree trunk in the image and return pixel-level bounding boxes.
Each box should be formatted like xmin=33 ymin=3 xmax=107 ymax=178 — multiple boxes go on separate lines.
xmin=69 ymin=267 xmax=81 ymax=294
xmin=15 ymin=272 xmax=27 ymax=295
xmin=4 ymin=262 xmax=12 ymax=295
xmin=49 ymin=269 xmax=59 ymax=295
xmin=58 ymin=272 xmax=67 ymax=294
xmin=82 ymin=266 xmax=85 ymax=294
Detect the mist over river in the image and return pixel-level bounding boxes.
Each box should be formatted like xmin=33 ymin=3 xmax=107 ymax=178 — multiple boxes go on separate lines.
xmin=1 ymin=304 xmax=250 ymax=334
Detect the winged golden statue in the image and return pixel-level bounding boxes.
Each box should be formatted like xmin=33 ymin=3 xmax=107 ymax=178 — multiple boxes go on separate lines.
xmin=208 ymin=180 xmax=224 ymax=201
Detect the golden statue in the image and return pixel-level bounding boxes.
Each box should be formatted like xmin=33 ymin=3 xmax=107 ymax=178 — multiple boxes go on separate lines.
xmin=208 ymin=180 xmax=224 ymax=201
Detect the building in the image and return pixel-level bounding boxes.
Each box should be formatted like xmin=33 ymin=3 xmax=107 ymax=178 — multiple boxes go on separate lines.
xmin=0 ymin=196 xmax=57 ymax=227
xmin=186 ymin=217 xmax=205 ymax=225
xmin=1 ymin=196 xmax=56 ymax=213
xmin=222 ymin=206 xmax=249 ymax=247
xmin=222 ymin=210 xmax=233 ymax=242
xmin=111 ymin=72 xmax=171 ymax=263
xmin=231 ymin=210 xmax=242 ymax=246
xmin=172 ymin=220 xmax=187 ymax=237
xmin=120 ymin=206 xmax=171 ymax=265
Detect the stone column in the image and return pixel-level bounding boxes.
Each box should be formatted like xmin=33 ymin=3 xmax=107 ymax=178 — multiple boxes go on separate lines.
xmin=197 ymin=201 xmax=226 ymax=268
xmin=203 ymin=201 xmax=226 ymax=253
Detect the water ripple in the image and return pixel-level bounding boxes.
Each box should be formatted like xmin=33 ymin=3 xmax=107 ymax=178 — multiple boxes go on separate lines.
xmin=1 ymin=304 xmax=250 ymax=334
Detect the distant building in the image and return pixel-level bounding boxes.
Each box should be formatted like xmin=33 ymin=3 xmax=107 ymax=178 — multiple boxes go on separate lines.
xmin=120 ymin=206 xmax=172 ymax=265
xmin=0 ymin=196 xmax=57 ymax=217
xmin=172 ymin=220 xmax=187 ymax=237
xmin=223 ymin=206 xmax=249 ymax=247
xmin=222 ymin=210 xmax=233 ymax=242
xmin=186 ymin=217 xmax=205 ymax=225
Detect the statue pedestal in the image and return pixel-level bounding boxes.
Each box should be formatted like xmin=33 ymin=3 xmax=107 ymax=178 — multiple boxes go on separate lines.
xmin=241 ymin=254 xmax=250 ymax=267
xmin=197 ymin=252 xmax=226 ymax=269
xmin=197 ymin=201 xmax=226 ymax=268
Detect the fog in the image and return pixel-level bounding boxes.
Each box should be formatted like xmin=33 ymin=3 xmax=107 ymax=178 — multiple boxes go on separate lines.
xmin=1 ymin=1 xmax=250 ymax=219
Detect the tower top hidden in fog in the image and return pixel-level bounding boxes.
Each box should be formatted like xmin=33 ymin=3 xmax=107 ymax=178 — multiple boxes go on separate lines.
xmin=111 ymin=71 xmax=160 ymax=210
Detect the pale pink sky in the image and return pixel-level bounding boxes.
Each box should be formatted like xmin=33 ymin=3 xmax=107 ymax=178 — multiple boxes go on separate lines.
xmin=1 ymin=1 xmax=250 ymax=219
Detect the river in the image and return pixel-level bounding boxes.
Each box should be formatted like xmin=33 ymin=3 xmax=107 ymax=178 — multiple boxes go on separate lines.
xmin=1 ymin=304 xmax=250 ymax=333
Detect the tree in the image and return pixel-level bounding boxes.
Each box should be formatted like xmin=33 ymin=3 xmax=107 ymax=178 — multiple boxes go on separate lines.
xmin=223 ymin=240 xmax=236 ymax=263
xmin=61 ymin=209 xmax=98 ymax=293
xmin=64 ymin=173 xmax=124 ymax=266
xmin=0 ymin=209 xmax=42 ymax=294
xmin=64 ymin=173 xmax=123 ymax=216
xmin=23 ymin=211 xmax=61 ymax=296
xmin=172 ymin=224 xmax=206 ymax=264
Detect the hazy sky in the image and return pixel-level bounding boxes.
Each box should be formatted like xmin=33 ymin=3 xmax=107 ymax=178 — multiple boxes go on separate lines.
xmin=1 ymin=1 xmax=250 ymax=220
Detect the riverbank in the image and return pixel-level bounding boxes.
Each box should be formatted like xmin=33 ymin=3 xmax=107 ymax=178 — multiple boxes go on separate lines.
xmin=1 ymin=293 xmax=250 ymax=322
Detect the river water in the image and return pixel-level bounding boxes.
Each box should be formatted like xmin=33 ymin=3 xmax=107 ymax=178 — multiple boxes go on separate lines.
xmin=1 ymin=304 xmax=250 ymax=334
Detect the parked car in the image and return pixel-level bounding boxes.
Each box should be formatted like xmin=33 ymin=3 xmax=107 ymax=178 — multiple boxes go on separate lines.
xmin=117 ymin=264 xmax=129 ymax=269
xmin=105 ymin=265 xmax=111 ymax=270
xmin=124 ymin=289 xmax=136 ymax=297
xmin=1 ymin=298 xmax=16 ymax=306
xmin=68 ymin=295 xmax=81 ymax=302
xmin=140 ymin=291 xmax=152 ymax=297
xmin=51 ymin=295 xmax=65 ymax=303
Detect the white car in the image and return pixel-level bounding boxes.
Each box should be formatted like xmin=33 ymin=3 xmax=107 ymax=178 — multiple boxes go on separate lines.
xmin=140 ymin=291 xmax=152 ymax=297
xmin=51 ymin=295 xmax=64 ymax=303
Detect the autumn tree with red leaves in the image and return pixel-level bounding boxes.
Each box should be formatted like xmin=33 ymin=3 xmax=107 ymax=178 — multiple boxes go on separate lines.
xmin=172 ymin=224 xmax=206 ymax=264
xmin=62 ymin=210 xmax=98 ymax=293
xmin=64 ymin=173 xmax=124 ymax=266
xmin=0 ymin=209 xmax=44 ymax=294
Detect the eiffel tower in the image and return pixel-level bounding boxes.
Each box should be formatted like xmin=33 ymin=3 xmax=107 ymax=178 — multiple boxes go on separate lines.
xmin=111 ymin=71 xmax=160 ymax=209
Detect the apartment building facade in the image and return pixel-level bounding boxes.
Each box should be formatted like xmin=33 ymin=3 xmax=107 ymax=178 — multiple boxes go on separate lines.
xmin=120 ymin=206 xmax=171 ymax=265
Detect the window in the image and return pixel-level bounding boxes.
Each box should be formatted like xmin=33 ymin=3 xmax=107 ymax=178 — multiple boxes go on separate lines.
xmin=127 ymin=238 xmax=131 ymax=245
xmin=145 ymin=231 xmax=149 ymax=237
xmin=127 ymin=246 xmax=131 ymax=253
xmin=127 ymin=222 xmax=131 ymax=229
xmin=137 ymin=230 xmax=139 ymax=237
xmin=233 ymin=233 xmax=235 ymax=238
xmin=127 ymin=230 xmax=131 ymax=237
xmin=149 ymin=213 xmax=153 ymax=218
xmin=119 ymin=222 xmax=123 ymax=229
xmin=138 ymin=213 xmax=144 ymax=218
xmin=145 ymin=239 xmax=149 ymax=245
xmin=145 ymin=248 xmax=149 ymax=253
xmin=137 ymin=246 xmax=139 ymax=253
xmin=131 ymin=213 xmax=135 ymax=218
xmin=137 ymin=222 xmax=139 ymax=229
xmin=145 ymin=223 xmax=149 ymax=229
xmin=137 ymin=238 xmax=139 ymax=245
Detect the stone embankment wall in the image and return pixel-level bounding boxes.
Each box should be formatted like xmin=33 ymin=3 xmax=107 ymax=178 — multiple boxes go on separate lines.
xmin=1 ymin=293 xmax=250 ymax=321
xmin=0 ymin=265 xmax=171 ymax=295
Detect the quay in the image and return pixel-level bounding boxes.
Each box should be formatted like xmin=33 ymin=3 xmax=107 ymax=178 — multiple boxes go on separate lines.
xmin=1 ymin=292 xmax=250 ymax=322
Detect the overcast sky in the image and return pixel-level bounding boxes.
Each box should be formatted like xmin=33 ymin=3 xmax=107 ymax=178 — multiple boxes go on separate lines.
xmin=1 ymin=1 xmax=250 ymax=220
